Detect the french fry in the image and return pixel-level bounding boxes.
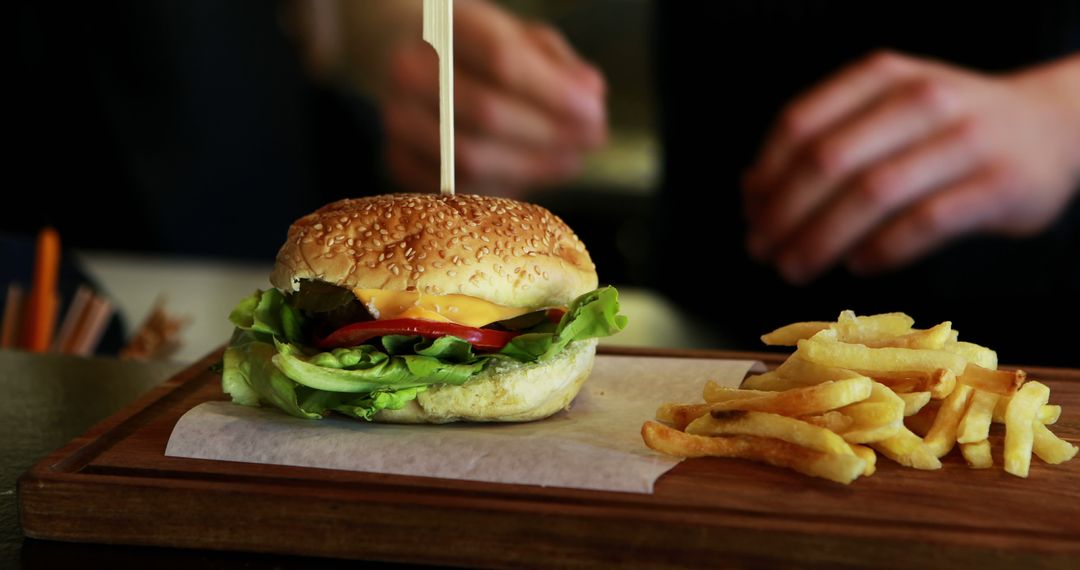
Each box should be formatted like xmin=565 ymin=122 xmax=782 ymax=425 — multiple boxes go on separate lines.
xmin=775 ymin=355 xmax=858 ymax=385
xmin=958 ymin=364 xmax=1024 ymax=396
xmin=740 ymin=371 xmax=812 ymax=392
xmin=702 ymin=381 xmax=770 ymax=403
xmin=956 ymin=389 xmax=999 ymax=444
xmin=641 ymin=421 xmax=866 ymax=484
xmin=928 ymin=369 xmax=957 ymax=400
xmin=645 ymin=310 xmax=1075 ymax=484
xmin=960 ymin=440 xmax=993 ymax=469
xmin=797 ymin=337 xmax=968 ymax=378
xmin=839 ymin=402 xmax=903 ymax=427
xmin=799 ymin=411 xmax=854 ymax=433
xmin=863 ymin=321 xmax=952 ymax=350
xmin=839 ymin=422 xmax=903 ymax=445
xmin=872 ymin=427 xmax=942 ymax=470
xmin=639 ymin=421 xmax=868 ymax=483
xmin=924 ymin=383 xmax=974 ymax=457
xmin=686 ymin=411 xmax=854 ymax=456
xmin=1004 ymin=381 xmax=1051 ymax=478
xmin=992 ymin=398 xmax=1059 ymax=425
xmin=832 ymin=310 xmax=914 ymax=344
xmin=851 ymin=444 xmax=877 ymax=476
xmin=899 ymin=392 xmax=931 ymax=416
xmin=942 ymin=341 xmax=997 ymax=370
xmin=656 ymin=403 xmax=711 ymax=430
xmin=1032 ymin=422 xmax=1079 ymax=465
xmin=761 ymin=321 xmax=831 ymax=346
xmin=861 ymin=369 xmax=951 ymax=397
xmin=1040 ymin=405 xmax=1062 ymax=425
xmin=835 ymin=382 xmax=904 ymax=443
xmin=711 ymin=377 xmax=873 ymax=417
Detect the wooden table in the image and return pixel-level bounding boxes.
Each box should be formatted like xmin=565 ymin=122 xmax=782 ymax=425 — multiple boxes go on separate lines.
xmin=18 ymin=347 xmax=1080 ymax=569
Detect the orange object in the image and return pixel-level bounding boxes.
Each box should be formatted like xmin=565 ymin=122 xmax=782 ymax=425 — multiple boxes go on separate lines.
xmin=22 ymin=227 xmax=61 ymax=352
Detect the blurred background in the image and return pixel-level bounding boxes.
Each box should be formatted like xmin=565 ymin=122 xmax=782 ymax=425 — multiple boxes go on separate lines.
xmin=5 ymin=0 xmax=1080 ymax=364
xmin=4 ymin=0 xmax=689 ymax=362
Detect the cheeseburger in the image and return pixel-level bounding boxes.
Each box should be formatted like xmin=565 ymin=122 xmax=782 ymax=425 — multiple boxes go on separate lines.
xmin=222 ymin=193 xmax=625 ymax=423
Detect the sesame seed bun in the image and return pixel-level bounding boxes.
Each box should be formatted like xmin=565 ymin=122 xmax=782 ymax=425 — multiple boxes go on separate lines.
xmin=270 ymin=193 xmax=598 ymax=309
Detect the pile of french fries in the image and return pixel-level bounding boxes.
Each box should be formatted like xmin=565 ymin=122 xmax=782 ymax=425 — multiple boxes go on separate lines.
xmin=642 ymin=311 xmax=1077 ymax=484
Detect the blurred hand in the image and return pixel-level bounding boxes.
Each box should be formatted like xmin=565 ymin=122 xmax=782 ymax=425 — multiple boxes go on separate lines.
xmin=743 ymin=51 xmax=1080 ymax=285
xmin=384 ymin=0 xmax=607 ymax=198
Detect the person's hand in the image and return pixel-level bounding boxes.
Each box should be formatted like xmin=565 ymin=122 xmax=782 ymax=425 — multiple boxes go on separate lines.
xmin=743 ymin=51 xmax=1080 ymax=285
xmin=383 ymin=0 xmax=607 ymax=198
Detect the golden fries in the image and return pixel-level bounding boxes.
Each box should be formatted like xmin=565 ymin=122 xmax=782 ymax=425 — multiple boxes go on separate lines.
xmin=958 ymin=364 xmax=1024 ymax=396
xmin=862 ymin=321 xmax=952 ymax=350
xmin=872 ymin=427 xmax=942 ymax=470
xmin=942 ymin=341 xmax=998 ymax=370
xmin=898 ymin=392 xmax=932 ymax=416
xmin=850 ymin=444 xmax=877 ymax=476
xmin=1032 ymin=422 xmax=1079 ymax=464
xmin=710 ymin=377 xmax=872 ymax=417
xmin=992 ymin=398 xmax=1060 ymax=425
xmin=832 ymin=311 xmax=914 ymax=344
xmin=644 ymin=310 xmax=1074 ymax=484
xmin=924 ymin=384 xmax=974 ymax=457
xmin=956 ymin=390 xmax=999 ymax=444
xmin=760 ymin=321 xmax=831 ymax=346
xmin=799 ymin=411 xmax=854 ymax=433
xmin=739 ymin=371 xmax=812 ymax=392
xmin=686 ymin=411 xmax=854 ymax=456
xmin=655 ymin=403 xmax=712 ymax=431
xmin=1004 ymin=381 xmax=1051 ymax=477
xmin=774 ymin=356 xmax=857 ymax=385
xmin=702 ymin=381 xmax=771 ymax=403
xmin=835 ymin=382 xmax=904 ymax=444
xmin=960 ymin=441 xmax=993 ymax=469
xmin=641 ymin=421 xmax=866 ymax=484
xmin=797 ymin=337 xmax=967 ymax=378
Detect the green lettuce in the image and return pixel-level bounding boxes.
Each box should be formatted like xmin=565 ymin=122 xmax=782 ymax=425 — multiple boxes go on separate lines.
xmin=221 ymin=286 xmax=626 ymax=420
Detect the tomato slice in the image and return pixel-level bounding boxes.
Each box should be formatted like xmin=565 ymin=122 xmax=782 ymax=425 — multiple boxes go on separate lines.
xmin=315 ymin=318 xmax=520 ymax=351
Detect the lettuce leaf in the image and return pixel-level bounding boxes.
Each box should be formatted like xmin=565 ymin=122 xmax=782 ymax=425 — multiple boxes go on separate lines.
xmin=221 ymin=286 xmax=626 ymax=420
xmin=499 ymin=286 xmax=627 ymax=361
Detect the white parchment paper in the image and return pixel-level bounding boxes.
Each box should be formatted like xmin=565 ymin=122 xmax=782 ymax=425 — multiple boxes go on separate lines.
xmin=165 ymin=355 xmax=763 ymax=494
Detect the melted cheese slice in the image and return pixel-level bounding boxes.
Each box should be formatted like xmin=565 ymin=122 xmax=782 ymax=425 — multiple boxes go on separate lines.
xmin=353 ymin=288 xmax=535 ymax=328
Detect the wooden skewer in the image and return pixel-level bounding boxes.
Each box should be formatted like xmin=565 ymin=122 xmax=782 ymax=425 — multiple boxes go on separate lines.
xmin=52 ymin=285 xmax=93 ymax=353
xmin=423 ymin=0 xmax=455 ymax=196
xmin=71 ymin=295 xmax=113 ymax=357
xmin=22 ymin=227 xmax=61 ymax=352
xmin=1 ymin=283 xmax=24 ymax=349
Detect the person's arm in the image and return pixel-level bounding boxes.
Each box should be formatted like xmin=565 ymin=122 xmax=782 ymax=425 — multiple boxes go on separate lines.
xmin=743 ymin=51 xmax=1080 ymax=284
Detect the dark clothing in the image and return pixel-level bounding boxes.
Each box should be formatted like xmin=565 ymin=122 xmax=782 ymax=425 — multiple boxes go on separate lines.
xmin=653 ymin=1 xmax=1080 ymax=366
xmin=10 ymin=1 xmax=382 ymax=261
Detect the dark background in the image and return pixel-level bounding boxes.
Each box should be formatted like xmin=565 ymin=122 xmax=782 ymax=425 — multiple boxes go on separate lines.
xmin=7 ymin=0 xmax=1080 ymax=365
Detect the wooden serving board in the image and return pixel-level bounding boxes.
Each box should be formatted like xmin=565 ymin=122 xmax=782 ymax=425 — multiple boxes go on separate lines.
xmin=18 ymin=347 xmax=1080 ymax=569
